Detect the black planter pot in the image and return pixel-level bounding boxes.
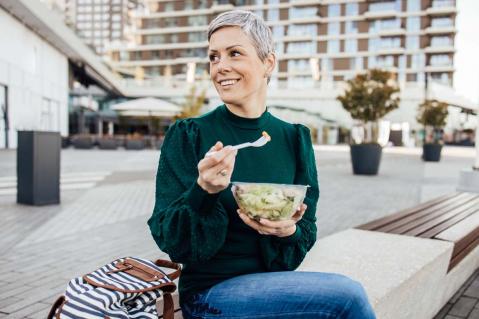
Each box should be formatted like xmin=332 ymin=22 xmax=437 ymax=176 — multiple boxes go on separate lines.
xmin=350 ymin=144 xmax=382 ymax=175
xmin=125 ymin=139 xmax=145 ymax=150
xmin=72 ymin=136 xmax=94 ymax=149
xmin=98 ymin=138 xmax=118 ymax=150
xmin=422 ymin=143 xmax=442 ymax=162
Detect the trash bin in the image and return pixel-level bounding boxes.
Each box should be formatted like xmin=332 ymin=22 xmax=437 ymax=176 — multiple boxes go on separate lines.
xmin=17 ymin=131 xmax=61 ymax=205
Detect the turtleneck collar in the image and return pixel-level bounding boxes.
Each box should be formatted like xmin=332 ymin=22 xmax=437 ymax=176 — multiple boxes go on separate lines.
xmin=218 ymin=104 xmax=270 ymax=130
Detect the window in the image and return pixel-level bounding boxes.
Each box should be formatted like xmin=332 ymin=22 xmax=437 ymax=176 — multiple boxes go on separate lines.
xmin=267 ymin=9 xmax=279 ymax=21
xmin=288 ymin=24 xmax=317 ymax=36
xmin=346 ymin=3 xmax=359 ymax=16
xmin=406 ymin=36 xmax=419 ymax=50
xmin=274 ymin=42 xmax=284 ymax=54
xmin=354 ymin=56 xmax=363 ymax=70
xmin=164 ymin=2 xmax=174 ymax=12
xmin=407 ymin=17 xmax=420 ymax=31
xmin=380 ymin=37 xmax=401 ymax=48
xmin=345 ymin=39 xmax=357 ymax=53
xmin=411 ymin=53 xmax=425 ymax=68
xmin=430 ymin=72 xmax=450 ymax=85
xmin=273 ymin=26 xmax=284 ymax=38
xmin=432 ymin=0 xmax=454 ymax=8
xmin=164 ymin=17 xmax=178 ymax=27
xmin=431 ymin=17 xmax=453 ymax=27
xmin=345 ymin=21 xmax=358 ymax=34
xmin=429 ymin=54 xmax=451 ymax=66
xmin=188 ymin=15 xmax=207 ymax=26
xmin=288 ymin=59 xmax=310 ymax=72
xmin=290 ymin=7 xmax=317 ymax=19
xmin=370 ymin=18 xmax=401 ymax=32
xmin=431 ymin=36 xmax=452 ymax=47
xmin=407 ymin=0 xmax=421 ymax=11
xmin=287 ymin=42 xmax=315 ymax=54
xmin=188 ymin=32 xmax=206 ymax=42
xmin=369 ymin=1 xmax=396 ymax=12
xmin=328 ymin=4 xmax=340 ymax=17
xmin=170 ymin=34 xmax=179 ymax=43
xmin=145 ymin=34 xmax=165 ymax=44
xmin=376 ymin=55 xmax=394 ymax=67
xmin=327 ymin=40 xmax=340 ymax=54
xmin=328 ymin=22 xmax=340 ymax=35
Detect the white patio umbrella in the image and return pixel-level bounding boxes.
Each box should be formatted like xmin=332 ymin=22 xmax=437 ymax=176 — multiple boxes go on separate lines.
xmin=111 ymin=98 xmax=182 ymax=118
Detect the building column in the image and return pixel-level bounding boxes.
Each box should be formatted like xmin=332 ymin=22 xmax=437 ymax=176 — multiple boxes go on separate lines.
xmin=108 ymin=122 xmax=114 ymax=136
xmin=98 ymin=119 xmax=103 ymax=137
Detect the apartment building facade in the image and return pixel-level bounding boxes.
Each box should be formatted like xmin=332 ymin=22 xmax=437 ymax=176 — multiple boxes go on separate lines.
xmin=107 ymin=0 xmax=456 ymax=86
xmin=104 ymin=0 xmax=465 ymax=144
xmin=60 ymin=0 xmax=137 ymax=55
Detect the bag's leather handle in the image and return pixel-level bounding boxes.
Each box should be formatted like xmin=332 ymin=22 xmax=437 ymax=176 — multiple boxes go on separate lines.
xmin=158 ymin=292 xmax=175 ymax=319
xmin=154 ymin=259 xmax=181 ymax=281
xmin=47 ymin=296 xmax=66 ymax=319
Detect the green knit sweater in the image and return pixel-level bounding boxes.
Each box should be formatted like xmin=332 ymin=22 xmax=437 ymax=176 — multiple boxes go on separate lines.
xmin=147 ymin=104 xmax=319 ymax=303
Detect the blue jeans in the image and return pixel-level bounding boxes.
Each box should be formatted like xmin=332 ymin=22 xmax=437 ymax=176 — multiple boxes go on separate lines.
xmin=180 ymin=271 xmax=376 ymax=319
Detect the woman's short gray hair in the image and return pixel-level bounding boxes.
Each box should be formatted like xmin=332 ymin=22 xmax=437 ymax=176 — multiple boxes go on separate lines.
xmin=207 ymin=10 xmax=274 ymax=62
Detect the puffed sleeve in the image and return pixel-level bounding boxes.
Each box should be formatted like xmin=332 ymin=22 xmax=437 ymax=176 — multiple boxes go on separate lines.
xmin=259 ymin=124 xmax=319 ymax=271
xmin=147 ymin=119 xmax=229 ymax=263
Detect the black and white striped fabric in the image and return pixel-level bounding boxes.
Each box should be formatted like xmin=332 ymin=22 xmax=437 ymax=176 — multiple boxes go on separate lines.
xmin=48 ymin=257 xmax=180 ymax=319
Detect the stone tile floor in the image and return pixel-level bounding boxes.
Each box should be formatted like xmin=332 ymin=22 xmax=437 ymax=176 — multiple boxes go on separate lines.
xmin=0 ymin=146 xmax=477 ymax=318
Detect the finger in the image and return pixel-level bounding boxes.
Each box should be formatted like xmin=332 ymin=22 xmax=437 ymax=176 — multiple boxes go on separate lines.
xmin=291 ymin=209 xmax=305 ymax=222
xmin=199 ymin=146 xmax=232 ymax=171
xmin=259 ymin=218 xmax=295 ymax=229
xmin=203 ymin=148 xmax=237 ymax=177
xmin=237 ymin=212 xmax=261 ymax=231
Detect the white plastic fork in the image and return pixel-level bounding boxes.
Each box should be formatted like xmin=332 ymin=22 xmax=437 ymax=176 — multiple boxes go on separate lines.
xmin=205 ymin=132 xmax=271 ymax=158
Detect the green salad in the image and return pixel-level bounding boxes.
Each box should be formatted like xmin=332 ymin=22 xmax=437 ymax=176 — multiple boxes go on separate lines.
xmin=234 ymin=184 xmax=298 ymax=221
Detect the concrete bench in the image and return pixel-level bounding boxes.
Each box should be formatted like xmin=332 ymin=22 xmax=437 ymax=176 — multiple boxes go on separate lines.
xmin=299 ymin=192 xmax=479 ymax=319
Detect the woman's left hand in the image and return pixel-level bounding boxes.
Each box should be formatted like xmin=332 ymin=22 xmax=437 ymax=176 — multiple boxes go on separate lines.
xmin=237 ymin=203 xmax=307 ymax=237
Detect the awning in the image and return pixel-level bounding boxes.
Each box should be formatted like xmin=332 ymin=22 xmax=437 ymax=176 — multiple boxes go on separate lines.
xmin=111 ymin=98 xmax=182 ymax=118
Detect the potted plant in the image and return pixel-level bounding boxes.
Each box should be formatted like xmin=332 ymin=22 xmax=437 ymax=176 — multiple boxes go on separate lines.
xmin=98 ymin=135 xmax=118 ymax=150
xmin=125 ymin=132 xmax=145 ymax=150
xmin=416 ymin=99 xmax=449 ymax=162
xmin=71 ymin=134 xmax=94 ymax=149
xmin=337 ymin=69 xmax=400 ymax=175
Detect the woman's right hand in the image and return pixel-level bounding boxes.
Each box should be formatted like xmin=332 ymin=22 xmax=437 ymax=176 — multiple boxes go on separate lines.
xmin=197 ymin=141 xmax=238 ymax=194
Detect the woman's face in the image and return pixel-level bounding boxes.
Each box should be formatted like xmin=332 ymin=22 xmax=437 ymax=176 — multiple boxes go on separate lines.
xmin=208 ymin=26 xmax=274 ymax=107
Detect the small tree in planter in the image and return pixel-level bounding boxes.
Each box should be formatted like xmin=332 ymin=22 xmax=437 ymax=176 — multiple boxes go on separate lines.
xmin=337 ymin=69 xmax=400 ymax=175
xmin=416 ymin=99 xmax=449 ymax=162
xmin=175 ymin=85 xmax=207 ymax=120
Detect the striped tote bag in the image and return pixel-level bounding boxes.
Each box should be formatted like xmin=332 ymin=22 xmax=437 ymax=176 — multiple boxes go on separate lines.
xmin=48 ymin=257 xmax=181 ymax=319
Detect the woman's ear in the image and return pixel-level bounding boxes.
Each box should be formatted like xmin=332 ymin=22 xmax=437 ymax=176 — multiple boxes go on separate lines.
xmin=264 ymin=52 xmax=276 ymax=78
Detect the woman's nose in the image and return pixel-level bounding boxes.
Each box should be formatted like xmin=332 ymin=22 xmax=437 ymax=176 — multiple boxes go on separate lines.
xmin=217 ymin=59 xmax=232 ymax=73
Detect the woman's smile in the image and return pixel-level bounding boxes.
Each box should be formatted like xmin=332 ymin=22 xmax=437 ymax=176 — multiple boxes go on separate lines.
xmin=219 ymin=79 xmax=241 ymax=88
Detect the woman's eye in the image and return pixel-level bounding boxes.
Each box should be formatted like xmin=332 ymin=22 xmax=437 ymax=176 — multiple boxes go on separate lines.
xmin=231 ymin=50 xmax=240 ymax=57
xmin=209 ymin=54 xmax=218 ymax=62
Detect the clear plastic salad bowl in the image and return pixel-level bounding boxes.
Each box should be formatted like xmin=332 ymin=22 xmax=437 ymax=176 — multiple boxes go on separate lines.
xmin=231 ymin=182 xmax=309 ymax=221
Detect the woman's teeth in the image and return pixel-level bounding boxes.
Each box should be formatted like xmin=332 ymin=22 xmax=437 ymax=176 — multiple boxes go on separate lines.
xmin=221 ymin=79 xmax=238 ymax=86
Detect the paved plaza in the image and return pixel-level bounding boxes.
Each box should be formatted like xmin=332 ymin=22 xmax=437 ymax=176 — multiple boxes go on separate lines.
xmin=0 ymin=145 xmax=478 ymax=318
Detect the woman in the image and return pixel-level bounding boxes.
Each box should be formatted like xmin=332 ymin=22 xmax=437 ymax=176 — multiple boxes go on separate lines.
xmin=148 ymin=10 xmax=376 ymax=319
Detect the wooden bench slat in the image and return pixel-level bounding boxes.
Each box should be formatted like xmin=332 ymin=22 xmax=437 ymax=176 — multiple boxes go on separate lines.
xmin=419 ymin=205 xmax=479 ymax=238
xmin=356 ymin=193 xmax=459 ymax=231
xmin=436 ymin=212 xmax=479 ymax=263
xmin=448 ymin=233 xmax=479 ymax=271
xmin=378 ymin=193 xmax=477 ymax=233
xmin=401 ymin=198 xmax=479 ymax=237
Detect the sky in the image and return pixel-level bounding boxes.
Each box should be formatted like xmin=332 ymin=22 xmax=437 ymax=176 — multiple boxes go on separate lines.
xmin=454 ymin=0 xmax=479 ymax=105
